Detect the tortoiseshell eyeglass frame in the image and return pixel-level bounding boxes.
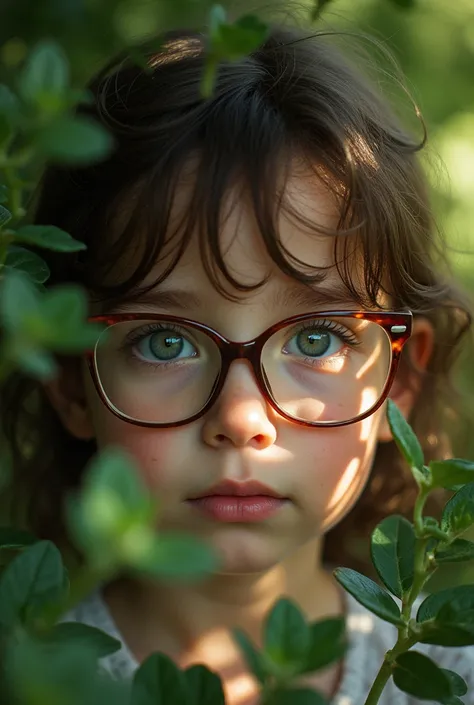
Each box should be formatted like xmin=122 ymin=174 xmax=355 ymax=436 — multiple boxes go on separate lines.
xmin=85 ymin=310 xmax=412 ymax=429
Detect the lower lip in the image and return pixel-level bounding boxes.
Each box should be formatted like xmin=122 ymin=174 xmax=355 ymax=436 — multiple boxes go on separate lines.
xmin=187 ymin=495 xmax=288 ymax=522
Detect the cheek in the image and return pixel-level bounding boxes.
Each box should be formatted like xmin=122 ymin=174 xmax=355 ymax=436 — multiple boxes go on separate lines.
xmin=290 ymin=410 xmax=383 ymax=531
xmin=85 ymin=376 xmax=187 ymax=493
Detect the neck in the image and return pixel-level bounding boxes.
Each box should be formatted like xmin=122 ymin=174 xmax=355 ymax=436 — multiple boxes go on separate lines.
xmin=104 ymin=537 xmax=343 ymax=655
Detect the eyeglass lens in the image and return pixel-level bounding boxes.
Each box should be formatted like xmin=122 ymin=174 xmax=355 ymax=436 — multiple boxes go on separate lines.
xmin=93 ymin=316 xmax=392 ymax=425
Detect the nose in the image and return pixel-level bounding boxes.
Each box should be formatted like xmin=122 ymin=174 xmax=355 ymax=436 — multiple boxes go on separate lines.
xmin=201 ymin=361 xmax=277 ymax=450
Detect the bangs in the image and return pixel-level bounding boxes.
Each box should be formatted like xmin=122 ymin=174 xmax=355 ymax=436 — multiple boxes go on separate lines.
xmin=36 ymin=28 xmax=438 ymax=316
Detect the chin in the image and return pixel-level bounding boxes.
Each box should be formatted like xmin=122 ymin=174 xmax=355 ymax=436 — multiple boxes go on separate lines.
xmin=208 ymin=527 xmax=295 ymax=575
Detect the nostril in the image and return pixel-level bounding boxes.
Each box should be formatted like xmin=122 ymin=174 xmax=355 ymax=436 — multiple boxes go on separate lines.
xmin=252 ymin=434 xmax=266 ymax=447
xmin=215 ymin=434 xmax=227 ymax=444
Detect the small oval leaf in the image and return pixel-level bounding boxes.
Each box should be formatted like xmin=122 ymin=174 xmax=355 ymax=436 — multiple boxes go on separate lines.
xmin=0 ymin=540 xmax=66 ymax=628
xmin=441 ymin=483 xmax=474 ymax=537
xmin=5 ymin=246 xmax=50 ymax=284
xmin=264 ymin=598 xmax=310 ymax=668
xmin=184 ymin=664 xmax=225 ymax=705
xmin=232 ymin=629 xmax=268 ymax=684
xmin=430 ymin=459 xmax=474 ymax=489
xmin=301 ymin=617 xmax=346 ymax=674
xmin=393 ymin=651 xmax=453 ymax=701
xmin=37 ymin=115 xmax=114 ymax=165
xmin=436 ymin=538 xmax=474 ymax=563
xmin=371 ymin=515 xmax=415 ymax=598
xmin=333 ymin=568 xmax=402 ymax=625
xmin=131 ymin=652 xmax=187 ymax=705
xmin=14 ymin=225 xmax=86 ymax=252
xmin=42 ymin=622 xmax=121 ymax=658
xmin=442 ymin=669 xmax=468 ymax=697
xmin=387 ymin=400 xmax=424 ymax=472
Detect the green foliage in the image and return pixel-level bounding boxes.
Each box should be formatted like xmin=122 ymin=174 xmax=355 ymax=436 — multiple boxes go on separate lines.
xmin=66 ymin=446 xmax=218 ymax=580
xmin=386 ymin=399 xmax=425 ymax=478
xmin=0 ymin=541 xmax=66 ymax=628
xmin=392 ymin=651 xmax=455 ymax=702
xmin=371 ymin=515 xmax=415 ymax=598
xmin=333 ymin=567 xmax=403 ymax=625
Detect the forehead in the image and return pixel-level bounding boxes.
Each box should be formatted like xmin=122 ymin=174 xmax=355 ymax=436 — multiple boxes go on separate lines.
xmin=147 ymin=168 xmax=352 ymax=288
xmin=97 ymin=161 xmax=368 ymax=312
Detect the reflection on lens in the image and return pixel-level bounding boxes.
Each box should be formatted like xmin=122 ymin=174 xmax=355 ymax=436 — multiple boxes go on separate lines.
xmin=262 ymin=317 xmax=391 ymax=424
xmin=94 ymin=320 xmax=221 ymax=424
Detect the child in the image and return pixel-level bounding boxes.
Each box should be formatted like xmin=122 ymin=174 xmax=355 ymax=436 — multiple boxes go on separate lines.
xmin=3 ymin=23 xmax=474 ymax=705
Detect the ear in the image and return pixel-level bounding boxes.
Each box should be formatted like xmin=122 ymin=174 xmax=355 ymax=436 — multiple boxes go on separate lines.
xmin=377 ymin=316 xmax=434 ymax=442
xmin=43 ymin=357 xmax=95 ymax=440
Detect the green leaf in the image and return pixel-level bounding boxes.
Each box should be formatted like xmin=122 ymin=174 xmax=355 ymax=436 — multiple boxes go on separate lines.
xmin=34 ymin=285 xmax=104 ymax=351
xmin=184 ymin=665 xmax=226 ymax=705
xmin=333 ymin=567 xmax=403 ymax=625
xmin=442 ymin=669 xmax=468 ymax=697
xmin=232 ymin=629 xmax=268 ymax=684
xmin=6 ymin=631 xmax=129 ymax=705
xmin=387 ymin=399 xmax=424 ymax=472
xmin=5 ymin=245 xmax=50 ymax=284
xmin=0 ymin=526 xmax=37 ymax=550
xmin=18 ymin=40 xmax=69 ymax=104
xmin=393 ymin=651 xmax=453 ymax=701
xmin=14 ymin=224 xmax=86 ymax=252
xmin=131 ymin=652 xmax=188 ymax=705
xmin=0 ymin=204 xmax=12 ymax=227
xmin=269 ymin=688 xmax=328 ymax=705
xmin=417 ymin=584 xmax=474 ymax=646
xmin=41 ymin=622 xmax=121 ymax=658
xmin=264 ymin=598 xmax=310 ymax=669
xmin=371 ymin=515 xmax=415 ymax=598
xmin=418 ymin=585 xmax=474 ymax=622
xmin=0 ymin=267 xmax=40 ymax=331
xmin=0 ymin=185 xmax=8 ymax=203
xmin=436 ymin=538 xmax=474 ymax=563
xmin=37 ymin=115 xmax=114 ymax=165
xmin=430 ymin=459 xmax=474 ymax=489
xmin=138 ymin=534 xmax=219 ymax=580
xmin=209 ymin=8 xmax=268 ymax=63
xmin=441 ymin=483 xmax=474 ymax=537
xmin=66 ymin=447 xmax=151 ymax=562
xmin=0 ymin=540 xmax=66 ymax=628
xmin=301 ymin=617 xmax=346 ymax=674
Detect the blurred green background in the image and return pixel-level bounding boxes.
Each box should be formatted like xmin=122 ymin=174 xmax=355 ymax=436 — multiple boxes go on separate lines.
xmin=1 ymin=0 xmax=473 ymax=586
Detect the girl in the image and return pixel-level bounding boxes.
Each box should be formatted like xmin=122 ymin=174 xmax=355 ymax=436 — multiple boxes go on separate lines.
xmin=2 ymin=22 xmax=474 ymax=705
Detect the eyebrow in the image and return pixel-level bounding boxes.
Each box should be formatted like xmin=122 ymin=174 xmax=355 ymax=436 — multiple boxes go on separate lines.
xmin=111 ymin=281 xmax=361 ymax=314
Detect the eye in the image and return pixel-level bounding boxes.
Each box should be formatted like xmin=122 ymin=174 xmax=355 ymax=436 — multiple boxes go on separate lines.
xmin=283 ymin=320 xmax=358 ymax=360
xmin=134 ymin=327 xmax=198 ymax=363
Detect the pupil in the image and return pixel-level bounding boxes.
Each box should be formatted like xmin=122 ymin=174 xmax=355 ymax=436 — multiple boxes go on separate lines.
xmin=297 ymin=330 xmax=330 ymax=356
xmin=150 ymin=332 xmax=183 ymax=360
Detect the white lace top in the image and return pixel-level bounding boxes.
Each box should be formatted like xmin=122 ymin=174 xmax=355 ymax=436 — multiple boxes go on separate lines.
xmin=63 ymin=588 xmax=474 ymax=704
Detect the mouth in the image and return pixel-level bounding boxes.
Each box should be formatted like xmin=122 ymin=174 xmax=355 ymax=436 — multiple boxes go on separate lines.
xmin=186 ymin=480 xmax=289 ymax=523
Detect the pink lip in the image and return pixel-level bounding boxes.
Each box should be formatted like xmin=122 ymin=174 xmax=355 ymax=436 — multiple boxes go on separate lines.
xmin=186 ymin=480 xmax=288 ymax=522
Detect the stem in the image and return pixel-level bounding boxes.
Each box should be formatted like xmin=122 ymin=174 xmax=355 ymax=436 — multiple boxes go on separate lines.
xmin=364 ymin=634 xmax=417 ymax=705
xmin=364 ymin=481 xmax=432 ymax=705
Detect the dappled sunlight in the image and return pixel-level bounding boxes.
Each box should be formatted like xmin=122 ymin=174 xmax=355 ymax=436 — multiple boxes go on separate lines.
xmin=359 ymin=387 xmax=378 ymax=441
xmin=355 ymin=338 xmax=384 ymax=380
xmin=326 ymin=457 xmax=361 ymax=513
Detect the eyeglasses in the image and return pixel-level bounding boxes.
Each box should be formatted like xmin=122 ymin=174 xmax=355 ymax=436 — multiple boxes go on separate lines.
xmin=85 ymin=310 xmax=412 ymax=428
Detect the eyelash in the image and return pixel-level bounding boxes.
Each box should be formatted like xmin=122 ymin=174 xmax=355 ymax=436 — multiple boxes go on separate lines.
xmin=120 ymin=322 xmax=198 ymax=367
xmin=289 ymin=318 xmax=360 ymax=344
xmin=121 ymin=319 xmax=360 ymax=357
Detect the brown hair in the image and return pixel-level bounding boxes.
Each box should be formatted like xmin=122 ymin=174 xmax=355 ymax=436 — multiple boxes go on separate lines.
xmin=1 ymin=25 xmax=471 ymax=567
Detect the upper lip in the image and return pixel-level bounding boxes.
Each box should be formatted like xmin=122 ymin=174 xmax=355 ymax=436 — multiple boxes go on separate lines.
xmin=188 ymin=480 xmax=286 ymax=499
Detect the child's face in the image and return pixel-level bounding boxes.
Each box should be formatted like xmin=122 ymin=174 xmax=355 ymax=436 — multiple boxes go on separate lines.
xmin=71 ymin=171 xmax=413 ymax=574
